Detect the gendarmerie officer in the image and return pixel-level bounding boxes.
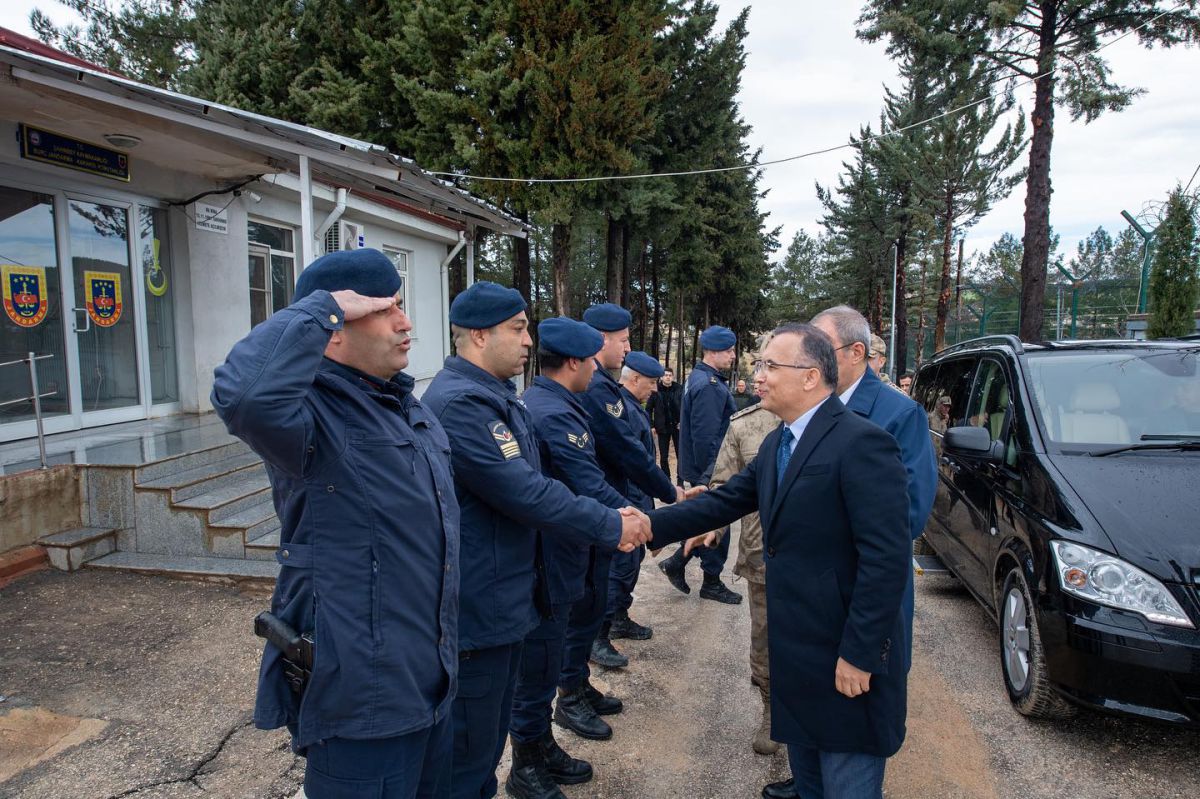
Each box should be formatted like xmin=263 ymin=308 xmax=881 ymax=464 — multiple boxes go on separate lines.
xmin=659 ymin=324 xmax=742 ymax=604
xmin=421 ymin=283 xmax=650 ymax=799
xmin=508 ymin=317 xmax=633 ymax=799
xmin=211 ymin=249 xmax=458 ymax=798
xmin=598 ymin=350 xmax=670 ymax=666
xmin=571 ymin=304 xmax=682 ymax=676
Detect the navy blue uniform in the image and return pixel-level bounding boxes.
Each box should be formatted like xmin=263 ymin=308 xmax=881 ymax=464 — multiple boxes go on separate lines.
xmin=211 ymin=291 xmax=459 ymax=797
xmin=678 ymin=361 xmax=737 ymax=575
xmin=510 ymin=376 xmax=628 ymax=743
xmin=422 ymin=357 xmax=621 ymax=799
xmin=605 ymin=384 xmax=658 ymax=619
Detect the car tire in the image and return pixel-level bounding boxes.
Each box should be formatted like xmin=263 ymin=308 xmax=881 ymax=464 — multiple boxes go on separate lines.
xmin=913 ymin=534 xmax=936 ymax=556
xmin=999 ymin=567 xmax=1076 ymax=720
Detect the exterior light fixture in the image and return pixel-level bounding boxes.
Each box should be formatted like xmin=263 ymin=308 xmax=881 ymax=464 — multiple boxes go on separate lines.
xmin=102 ymin=134 xmax=142 ymax=149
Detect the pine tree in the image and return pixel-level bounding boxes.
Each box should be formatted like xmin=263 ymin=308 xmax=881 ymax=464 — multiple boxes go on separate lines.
xmin=1147 ymin=188 xmax=1199 ymax=338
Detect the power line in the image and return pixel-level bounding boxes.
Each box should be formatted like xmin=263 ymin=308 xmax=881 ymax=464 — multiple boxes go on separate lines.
xmin=428 ymin=4 xmax=1186 ymax=185
xmin=1184 ymin=162 xmax=1200 ymax=194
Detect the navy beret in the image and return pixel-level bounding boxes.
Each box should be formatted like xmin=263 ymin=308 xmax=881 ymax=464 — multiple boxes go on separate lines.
xmin=449 ymin=281 xmax=527 ymax=329
xmin=582 ymin=303 xmax=632 ymax=332
xmin=624 ymin=351 xmax=664 ymax=379
xmin=699 ymin=325 xmax=736 ymax=351
xmin=293 ymin=248 xmax=401 ymax=302
xmin=538 ymin=317 xmax=604 ymax=359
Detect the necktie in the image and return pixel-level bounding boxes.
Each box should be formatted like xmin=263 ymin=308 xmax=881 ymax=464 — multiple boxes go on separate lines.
xmin=776 ymin=426 xmax=794 ymax=487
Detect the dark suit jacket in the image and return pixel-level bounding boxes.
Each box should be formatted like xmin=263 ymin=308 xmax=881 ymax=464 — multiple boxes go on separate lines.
xmin=648 ymin=395 xmax=912 ymax=757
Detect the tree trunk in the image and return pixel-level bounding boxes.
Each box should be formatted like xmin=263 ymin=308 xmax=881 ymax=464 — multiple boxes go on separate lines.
xmin=552 ymin=222 xmax=571 ymax=316
xmin=1018 ymin=2 xmax=1059 ymax=342
xmin=894 ymin=233 xmax=909 ymax=375
xmin=605 ymin=214 xmax=622 ymax=303
xmin=620 ymin=220 xmax=634 ymax=309
xmin=677 ymin=289 xmax=686 ymax=373
xmin=636 ymin=237 xmax=649 ymax=348
xmin=954 ymin=238 xmax=964 ymax=346
xmin=934 ymin=200 xmax=954 ymax=352
xmin=651 ymin=245 xmax=662 ymax=361
xmin=511 ymin=211 xmax=533 ymax=382
xmin=915 ymin=257 xmax=928 ymax=369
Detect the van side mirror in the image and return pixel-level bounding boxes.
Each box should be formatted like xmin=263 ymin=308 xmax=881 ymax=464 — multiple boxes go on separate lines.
xmin=944 ymin=426 xmax=1003 ymax=463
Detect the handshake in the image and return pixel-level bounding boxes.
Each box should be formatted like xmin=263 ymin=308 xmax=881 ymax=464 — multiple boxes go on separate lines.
xmin=615 ymin=485 xmax=708 ymax=552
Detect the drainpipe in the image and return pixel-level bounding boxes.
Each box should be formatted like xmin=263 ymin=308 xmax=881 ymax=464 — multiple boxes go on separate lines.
xmin=465 ymin=226 xmax=476 ymax=287
xmin=315 ymin=188 xmax=349 ymax=251
xmin=441 ymin=231 xmax=468 ymax=357
xmin=298 ymin=155 xmax=316 ymax=268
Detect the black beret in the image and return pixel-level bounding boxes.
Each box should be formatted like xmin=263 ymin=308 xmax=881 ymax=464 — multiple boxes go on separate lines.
xmin=582 ymin=303 xmax=632 ymax=332
xmin=293 ymin=248 xmax=401 ymax=302
xmin=449 ymin=281 xmax=528 ymax=329
xmin=699 ymin=325 xmax=736 ymax=351
xmin=538 ymin=317 xmax=604 ymax=359
xmin=624 ymin=351 xmax=664 ymax=378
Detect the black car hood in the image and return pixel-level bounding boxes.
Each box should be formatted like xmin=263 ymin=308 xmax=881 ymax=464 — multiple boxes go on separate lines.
xmin=1049 ymin=452 xmax=1200 ymax=582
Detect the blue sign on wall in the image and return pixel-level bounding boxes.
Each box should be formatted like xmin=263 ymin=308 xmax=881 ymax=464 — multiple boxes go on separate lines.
xmin=18 ymin=124 xmax=131 ymax=182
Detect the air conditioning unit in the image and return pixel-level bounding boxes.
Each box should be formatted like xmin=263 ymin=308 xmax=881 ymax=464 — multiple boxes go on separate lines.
xmin=323 ymin=220 xmax=365 ymax=253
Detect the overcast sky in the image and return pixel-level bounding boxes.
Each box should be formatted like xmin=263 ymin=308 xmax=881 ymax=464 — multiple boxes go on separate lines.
xmin=3 ymin=1 xmax=1197 ymax=264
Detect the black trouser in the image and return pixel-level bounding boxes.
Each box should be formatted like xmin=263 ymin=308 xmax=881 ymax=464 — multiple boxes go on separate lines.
xmin=656 ymin=429 xmax=679 ymax=482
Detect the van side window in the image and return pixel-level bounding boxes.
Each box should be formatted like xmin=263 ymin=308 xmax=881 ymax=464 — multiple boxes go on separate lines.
xmin=967 ymin=359 xmax=1019 ymax=466
xmin=919 ymin=357 xmax=977 ymax=451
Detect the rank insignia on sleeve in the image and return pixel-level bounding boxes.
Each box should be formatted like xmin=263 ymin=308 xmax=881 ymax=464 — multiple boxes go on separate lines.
xmin=567 ymin=431 xmax=590 ymax=449
xmin=605 ymin=400 xmax=624 ymax=418
xmin=489 ymin=420 xmax=523 ymax=460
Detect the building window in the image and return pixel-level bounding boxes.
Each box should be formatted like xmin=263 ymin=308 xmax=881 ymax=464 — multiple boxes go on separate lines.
xmin=247 ymin=221 xmax=296 ymax=327
xmin=383 ymin=246 xmax=412 ymax=325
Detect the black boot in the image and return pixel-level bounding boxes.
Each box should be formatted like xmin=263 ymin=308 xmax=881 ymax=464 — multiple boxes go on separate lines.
xmin=761 ymin=778 xmax=798 ymax=799
xmin=553 ymin=685 xmax=613 ymax=740
xmin=504 ymin=737 xmax=566 ymax=799
xmin=609 ymin=608 xmax=652 ymax=640
xmin=582 ymin=678 xmax=623 ymax=716
xmin=658 ymin=551 xmax=690 ymax=594
xmin=699 ymin=573 xmax=743 ymax=604
xmin=589 ymin=623 xmax=629 ymax=668
xmin=539 ymin=731 xmax=593 ymax=785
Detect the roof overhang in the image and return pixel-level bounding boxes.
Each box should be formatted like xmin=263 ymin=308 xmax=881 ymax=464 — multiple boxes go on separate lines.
xmin=0 ymin=43 xmax=526 ymax=238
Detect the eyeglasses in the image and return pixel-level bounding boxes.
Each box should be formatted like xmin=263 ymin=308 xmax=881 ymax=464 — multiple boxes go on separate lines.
xmin=751 ymin=359 xmax=819 ymax=374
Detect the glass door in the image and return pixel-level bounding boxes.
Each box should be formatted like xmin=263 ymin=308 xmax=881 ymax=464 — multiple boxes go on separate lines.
xmin=67 ymin=198 xmax=144 ymax=423
xmin=0 ymin=186 xmax=73 ymax=439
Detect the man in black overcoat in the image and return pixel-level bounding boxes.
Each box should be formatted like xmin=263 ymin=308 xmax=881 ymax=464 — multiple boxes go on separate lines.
xmin=646 ymin=323 xmax=911 ymax=799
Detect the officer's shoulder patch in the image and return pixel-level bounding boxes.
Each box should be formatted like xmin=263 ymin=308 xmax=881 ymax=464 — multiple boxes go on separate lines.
xmin=709 ymin=375 xmax=718 ymax=384
xmin=730 ymin=404 xmax=761 ymax=421
xmin=567 ymin=430 xmax=590 ymax=449
xmin=488 ymin=420 xmax=522 ymax=460
xmin=605 ymin=399 xmax=624 ymax=418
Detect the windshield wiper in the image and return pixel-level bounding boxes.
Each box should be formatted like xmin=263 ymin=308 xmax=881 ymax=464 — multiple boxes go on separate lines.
xmin=1090 ymin=440 xmax=1200 ymax=457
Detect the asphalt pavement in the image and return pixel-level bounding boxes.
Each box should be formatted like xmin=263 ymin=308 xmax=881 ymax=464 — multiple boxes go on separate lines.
xmin=2 ymin=532 xmax=1199 ymax=798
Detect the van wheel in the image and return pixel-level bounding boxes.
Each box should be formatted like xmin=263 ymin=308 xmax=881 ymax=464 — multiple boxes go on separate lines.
xmin=913 ymin=535 xmax=936 ymax=556
xmin=999 ymin=567 xmax=1076 ymax=719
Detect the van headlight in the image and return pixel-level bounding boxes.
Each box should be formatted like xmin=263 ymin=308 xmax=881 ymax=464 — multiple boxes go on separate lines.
xmin=1051 ymin=541 xmax=1194 ymax=628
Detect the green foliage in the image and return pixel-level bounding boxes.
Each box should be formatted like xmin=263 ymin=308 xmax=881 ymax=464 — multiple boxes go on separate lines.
xmin=769 ymin=231 xmax=833 ymax=324
xmin=1147 ymin=188 xmax=1199 ymax=338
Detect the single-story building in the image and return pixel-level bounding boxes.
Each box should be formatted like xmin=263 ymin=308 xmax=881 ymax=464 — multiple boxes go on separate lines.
xmin=0 ymin=26 xmax=523 ymax=446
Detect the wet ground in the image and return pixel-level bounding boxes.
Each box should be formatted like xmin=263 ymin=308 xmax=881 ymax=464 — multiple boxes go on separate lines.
xmin=2 ymin=535 xmax=1199 ymax=799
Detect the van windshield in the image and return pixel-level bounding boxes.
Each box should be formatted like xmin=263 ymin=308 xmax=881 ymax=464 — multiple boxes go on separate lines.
xmin=1025 ymin=348 xmax=1200 ymax=447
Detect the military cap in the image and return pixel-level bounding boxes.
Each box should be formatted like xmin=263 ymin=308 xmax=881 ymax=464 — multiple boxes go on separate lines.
xmin=699 ymin=325 xmax=736 ymax=351
xmin=624 ymin=350 xmax=665 ymax=379
xmin=870 ymin=334 xmax=887 ymax=358
xmin=582 ymin=303 xmax=632 ymax=332
xmin=937 ymin=395 xmax=952 ymax=406
xmin=449 ymin=281 xmax=527 ymax=329
xmin=538 ymin=316 xmax=603 ymax=359
xmin=293 ymin=248 xmax=401 ymax=302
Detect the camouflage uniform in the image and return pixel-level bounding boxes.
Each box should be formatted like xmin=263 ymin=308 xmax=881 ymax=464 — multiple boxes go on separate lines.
xmin=708 ymin=401 xmax=781 ymax=755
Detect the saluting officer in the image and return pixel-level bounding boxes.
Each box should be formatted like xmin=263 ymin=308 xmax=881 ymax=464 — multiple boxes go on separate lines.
xmin=571 ymin=304 xmax=682 ymax=677
xmin=508 ymin=317 xmax=633 ymax=799
xmin=421 ymin=283 xmax=650 ymax=799
xmin=660 ymin=324 xmax=742 ymax=604
xmin=212 ymin=249 xmax=458 ymax=798
xmin=598 ymin=350 xmax=672 ymax=666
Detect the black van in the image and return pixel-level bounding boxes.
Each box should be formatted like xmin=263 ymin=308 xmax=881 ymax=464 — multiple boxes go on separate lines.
xmin=912 ymin=336 xmax=1200 ymax=724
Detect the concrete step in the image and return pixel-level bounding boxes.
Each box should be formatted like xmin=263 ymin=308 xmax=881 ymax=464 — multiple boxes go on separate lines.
xmin=174 ymin=471 xmax=272 ymax=521
xmin=38 ymin=527 xmax=117 ymax=572
xmin=208 ymin=498 xmax=278 ymax=533
xmin=244 ymin=526 xmax=280 ymax=561
xmin=136 ymin=452 xmax=264 ymax=500
xmin=86 ymin=551 xmax=279 ymax=585
xmin=135 ymin=440 xmax=252 ymax=484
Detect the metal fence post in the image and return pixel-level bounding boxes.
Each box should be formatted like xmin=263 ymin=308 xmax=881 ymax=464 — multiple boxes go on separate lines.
xmin=27 ymin=352 xmax=48 ymax=469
